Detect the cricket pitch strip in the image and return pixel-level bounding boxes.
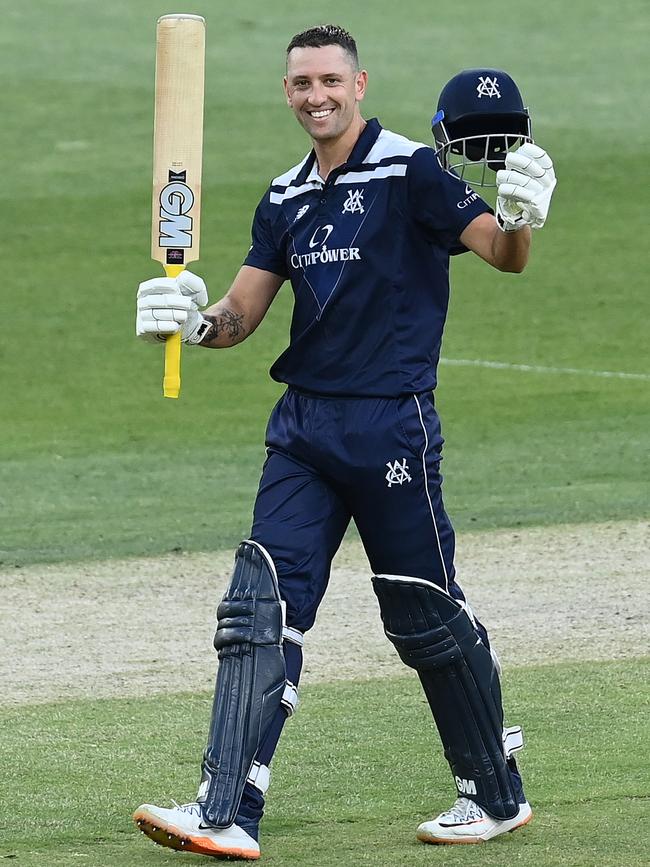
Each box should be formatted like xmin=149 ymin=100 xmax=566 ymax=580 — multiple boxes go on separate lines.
xmin=2 ymin=520 xmax=648 ymax=707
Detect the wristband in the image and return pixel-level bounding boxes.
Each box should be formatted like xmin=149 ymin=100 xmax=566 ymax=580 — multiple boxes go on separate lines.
xmin=183 ymin=313 xmax=212 ymax=345
xmin=496 ymin=212 xmax=523 ymax=233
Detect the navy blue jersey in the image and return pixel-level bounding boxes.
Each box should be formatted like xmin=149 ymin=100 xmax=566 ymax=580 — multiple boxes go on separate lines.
xmin=244 ymin=118 xmax=490 ymax=396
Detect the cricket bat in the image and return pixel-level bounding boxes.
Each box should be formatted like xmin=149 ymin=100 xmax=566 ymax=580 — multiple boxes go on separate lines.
xmin=151 ymin=13 xmax=205 ymax=399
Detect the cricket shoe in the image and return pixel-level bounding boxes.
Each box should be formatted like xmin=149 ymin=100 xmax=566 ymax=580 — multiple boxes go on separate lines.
xmin=133 ymin=801 xmax=260 ymax=860
xmin=416 ymin=796 xmax=532 ymax=844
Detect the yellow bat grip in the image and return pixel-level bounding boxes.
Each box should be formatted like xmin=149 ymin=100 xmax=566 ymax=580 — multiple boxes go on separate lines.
xmin=162 ymin=264 xmax=185 ymax=399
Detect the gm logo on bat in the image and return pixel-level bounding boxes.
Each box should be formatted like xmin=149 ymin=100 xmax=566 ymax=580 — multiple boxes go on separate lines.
xmin=159 ymin=170 xmax=194 ymax=248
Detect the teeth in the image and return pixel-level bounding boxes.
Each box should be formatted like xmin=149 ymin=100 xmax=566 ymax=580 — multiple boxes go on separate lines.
xmin=310 ymin=109 xmax=333 ymax=118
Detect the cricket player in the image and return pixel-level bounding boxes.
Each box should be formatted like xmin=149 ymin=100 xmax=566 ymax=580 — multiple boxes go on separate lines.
xmin=134 ymin=25 xmax=556 ymax=860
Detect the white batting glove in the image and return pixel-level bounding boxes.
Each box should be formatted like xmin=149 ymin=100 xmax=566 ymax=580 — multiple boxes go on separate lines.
xmin=136 ymin=270 xmax=211 ymax=344
xmin=496 ymin=143 xmax=557 ymax=231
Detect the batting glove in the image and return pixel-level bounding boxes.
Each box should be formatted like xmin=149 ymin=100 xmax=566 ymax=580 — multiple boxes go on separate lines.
xmin=136 ymin=270 xmax=211 ymax=344
xmin=496 ymin=143 xmax=556 ymax=231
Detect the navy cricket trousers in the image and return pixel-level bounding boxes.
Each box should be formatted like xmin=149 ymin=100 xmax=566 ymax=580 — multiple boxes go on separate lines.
xmin=237 ymin=387 xmax=495 ymax=831
xmin=250 ymin=388 xmax=482 ymax=636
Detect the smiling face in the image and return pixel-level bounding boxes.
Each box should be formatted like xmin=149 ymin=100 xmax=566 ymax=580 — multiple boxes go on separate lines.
xmin=284 ymin=44 xmax=367 ymax=144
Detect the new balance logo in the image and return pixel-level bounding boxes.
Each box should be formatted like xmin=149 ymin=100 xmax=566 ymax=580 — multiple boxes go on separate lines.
xmin=476 ymin=76 xmax=501 ymax=98
xmin=294 ymin=204 xmax=310 ymax=222
xmin=455 ymin=776 xmax=478 ymax=795
xmin=385 ymin=459 xmax=412 ymax=487
xmin=342 ymin=189 xmax=364 ymax=214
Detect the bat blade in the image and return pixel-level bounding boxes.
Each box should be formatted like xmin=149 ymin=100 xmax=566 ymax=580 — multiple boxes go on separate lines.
xmin=151 ymin=13 xmax=205 ymax=398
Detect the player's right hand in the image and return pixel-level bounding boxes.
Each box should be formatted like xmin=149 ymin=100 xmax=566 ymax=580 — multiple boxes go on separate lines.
xmin=136 ymin=270 xmax=211 ymax=344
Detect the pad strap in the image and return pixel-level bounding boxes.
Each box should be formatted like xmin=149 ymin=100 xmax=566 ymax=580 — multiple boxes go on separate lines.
xmin=247 ymin=760 xmax=271 ymax=795
xmin=281 ymin=681 xmax=299 ymax=716
xmin=503 ymin=725 xmax=524 ymax=758
xmin=283 ymin=625 xmax=305 ymax=646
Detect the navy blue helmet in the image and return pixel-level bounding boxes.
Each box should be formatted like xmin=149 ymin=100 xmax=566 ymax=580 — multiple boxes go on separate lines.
xmin=432 ymin=68 xmax=532 ymax=186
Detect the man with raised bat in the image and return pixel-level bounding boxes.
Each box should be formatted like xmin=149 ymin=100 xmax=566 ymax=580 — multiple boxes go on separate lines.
xmin=134 ymin=24 xmax=556 ymax=860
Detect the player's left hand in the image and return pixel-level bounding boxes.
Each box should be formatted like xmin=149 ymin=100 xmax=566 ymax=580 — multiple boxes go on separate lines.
xmin=496 ymin=143 xmax=556 ymax=231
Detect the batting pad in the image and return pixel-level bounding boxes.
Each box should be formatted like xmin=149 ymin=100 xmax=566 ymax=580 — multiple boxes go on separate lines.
xmin=199 ymin=541 xmax=286 ymax=828
xmin=372 ymin=574 xmax=519 ymax=820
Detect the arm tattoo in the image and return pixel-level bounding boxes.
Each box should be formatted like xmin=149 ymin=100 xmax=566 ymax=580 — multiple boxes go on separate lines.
xmin=200 ymin=309 xmax=247 ymax=346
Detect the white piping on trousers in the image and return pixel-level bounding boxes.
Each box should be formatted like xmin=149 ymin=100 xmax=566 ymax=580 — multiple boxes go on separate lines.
xmin=413 ymin=394 xmax=450 ymax=593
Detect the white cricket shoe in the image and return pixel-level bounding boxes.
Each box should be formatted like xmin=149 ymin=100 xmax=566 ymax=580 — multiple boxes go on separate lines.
xmin=133 ymin=801 xmax=260 ymax=860
xmin=417 ymin=796 xmax=532 ymax=844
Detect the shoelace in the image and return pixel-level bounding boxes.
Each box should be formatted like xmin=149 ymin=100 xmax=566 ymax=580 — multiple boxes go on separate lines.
xmin=170 ymin=800 xmax=202 ymax=817
xmin=440 ymin=797 xmax=485 ymax=824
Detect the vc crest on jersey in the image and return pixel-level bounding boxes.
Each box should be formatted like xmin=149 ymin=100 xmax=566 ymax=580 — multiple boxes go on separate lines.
xmin=385 ymin=459 xmax=412 ymax=488
xmin=476 ymin=75 xmax=501 ymax=98
xmin=342 ymin=188 xmax=364 ymax=214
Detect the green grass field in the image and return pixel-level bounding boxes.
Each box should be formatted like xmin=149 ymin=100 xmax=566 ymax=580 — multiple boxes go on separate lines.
xmin=1 ymin=0 xmax=648 ymax=565
xmin=2 ymin=661 xmax=649 ymax=866
xmin=1 ymin=1 xmax=649 ymax=865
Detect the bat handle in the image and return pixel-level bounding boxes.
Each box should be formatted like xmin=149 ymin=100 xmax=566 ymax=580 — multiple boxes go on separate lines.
xmin=162 ymin=263 xmax=185 ymax=399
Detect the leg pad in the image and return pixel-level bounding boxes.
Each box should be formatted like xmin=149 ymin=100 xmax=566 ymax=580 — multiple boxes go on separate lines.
xmin=372 ymin=574 xmax=519 ymax=819
xmin=198 ymin=541 xmax=286 ymax=828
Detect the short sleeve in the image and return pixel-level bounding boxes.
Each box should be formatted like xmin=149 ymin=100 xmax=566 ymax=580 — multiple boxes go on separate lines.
xmin=243 ymin=189 xmax=288 ymax=278
xmin=406 ymin=146 xmax=492 ymax=254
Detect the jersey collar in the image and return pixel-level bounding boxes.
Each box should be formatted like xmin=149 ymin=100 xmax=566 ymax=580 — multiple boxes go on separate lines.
xmin=298 ymin=118 xmax=383 ymax=185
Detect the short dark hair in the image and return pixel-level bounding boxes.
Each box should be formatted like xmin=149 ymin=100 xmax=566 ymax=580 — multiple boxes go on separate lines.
xmin=286 ymin=25 xmax=359 ymax=70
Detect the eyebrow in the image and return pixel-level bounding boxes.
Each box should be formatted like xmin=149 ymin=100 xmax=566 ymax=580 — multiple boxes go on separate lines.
xmin=288 ymin=71 xmax=345 ymax=82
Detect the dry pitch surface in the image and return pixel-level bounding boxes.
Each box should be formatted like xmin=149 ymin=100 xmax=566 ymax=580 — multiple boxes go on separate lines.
xmin=2 ymin=521 xmax=648 ymax=707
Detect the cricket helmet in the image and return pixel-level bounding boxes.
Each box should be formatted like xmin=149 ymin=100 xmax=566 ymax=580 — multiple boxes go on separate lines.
xmin=432 ymin=68 xmax=532 ymax=186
